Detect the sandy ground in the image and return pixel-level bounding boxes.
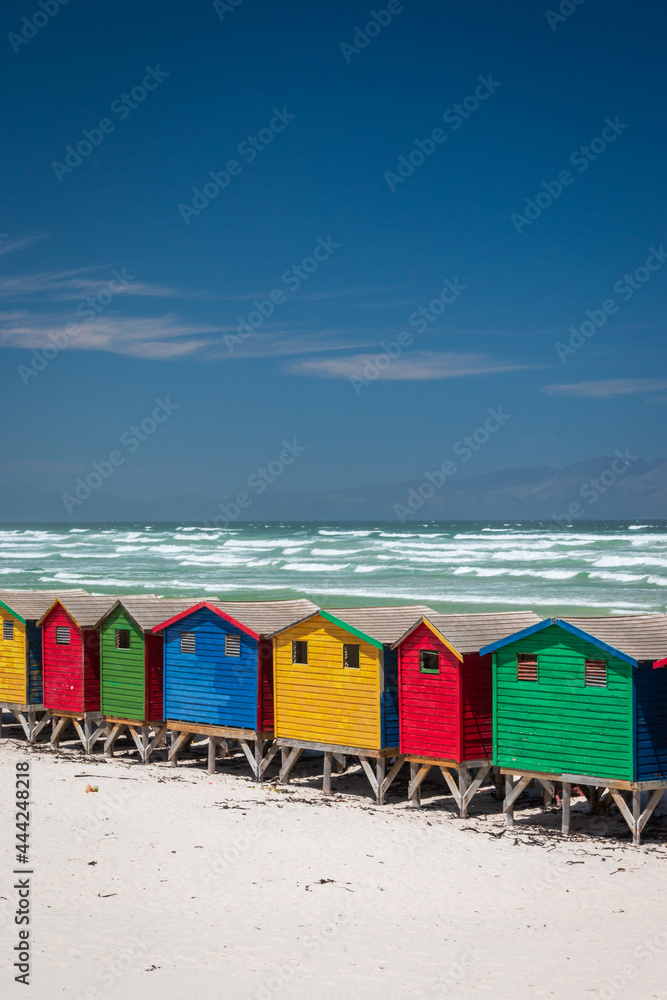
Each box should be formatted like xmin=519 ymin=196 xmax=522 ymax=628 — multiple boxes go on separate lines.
xmin=1 ymin=725 xmax=666 ymax=1000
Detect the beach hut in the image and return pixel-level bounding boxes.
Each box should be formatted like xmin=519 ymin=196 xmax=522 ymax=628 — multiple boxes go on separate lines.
xmin=480 ymin=614 xmax=667 ymax=843
xmin=96 ymin=597 xmax=203 ymax=761
xmin=393 ymin=610 xmax=540 ymax=816
xmin=270 ymin=605 xmax=434 ymax=803
xmin=152 ymin=598 xmax=318 ymax=777
xmin=37 ymin=594 xmax=154 ymax=752
xmin=0 ymin=588 xmax=88 ymax=740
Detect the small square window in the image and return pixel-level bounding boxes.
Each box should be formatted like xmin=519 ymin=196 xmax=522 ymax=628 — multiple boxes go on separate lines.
xmin=419 ymin=649 xmax=439 ymax=674
xmin=225 ymin=633 xmax=241 ymax=657
xmin=3 ymin=619 xmax=14 ymax=641
xmin=343 ymin=643 xmax=360 ymax=669
xmin=517 ymin=653 xmax=538 ymax=682
xmin=180 ymin=631 xmax=195 ymax=654
xmin=115 ymin=628 xmax=131 ymax=650
xmin=55 ymin=626 xmax=70 ymax=645
xmin=292 ymin=640 xmax=308 ymax=665
xmin=585 ymin=659 xmax=607 ymax=688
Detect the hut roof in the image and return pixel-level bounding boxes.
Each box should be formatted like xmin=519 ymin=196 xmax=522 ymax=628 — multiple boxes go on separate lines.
xmin=0 ymin=589 xmax=89 ymax=623
xmin=95 ymin=597 xmax=215 ymax=633
xmin=267 ymin=605 xmax=436 ymax=647
xmin=392 ymin=610 xmax=542 ymax=654
xmin=36 ymin=594 xmax=159 ymax=629
xmin=479 ymin=613 xmax=667 ymax=666
xmin=153 ymin=598 xmax=319 ymax=638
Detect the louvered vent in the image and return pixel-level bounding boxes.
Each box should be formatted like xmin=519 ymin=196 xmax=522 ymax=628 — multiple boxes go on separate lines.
xmin=517 ymin=653 xmax=538 ymax=682
xmin=55 ymin=626 xmax=70 ymax=645
xmin=225 ymin=633 xmax=241 ymax=657
xmin=115 ymin=629 xmax=130 ymax=649
xmin=585 ymin=659 xmax=607 ymax=687
xmin=180 ymin=631 xmax=196 ymax=654
xmin=3 ymin=619 xmax=14 ymax=641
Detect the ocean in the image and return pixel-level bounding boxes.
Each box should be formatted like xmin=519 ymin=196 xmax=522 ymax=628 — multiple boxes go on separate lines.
xmin=0 ymin=520 xmax=666 ymax=617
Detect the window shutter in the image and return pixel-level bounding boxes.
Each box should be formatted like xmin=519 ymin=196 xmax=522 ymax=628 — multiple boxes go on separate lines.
xmin=225 ymin=633 xmax=241 ymax=657
xmin=517 ymin=653 xmax=538 ymax=682
xmin=3 ymin=619 xmax=14 ymax=641
xmin=292 ymin=640 xmax=308 ymax=664
xmin=55 ymin=626 xmax=70 ymax=645
xmin=585 ymin=659 xmax=607 ymax=687
xmin=343 ymin=644 xmax=360 ymax=669
xmin=419 ymin=649 xmax=439 ymax=674
xmin=115 ymin=629 xmax=130 ymax=649
xmin=180 ymin=631 xmax=196 ymax=654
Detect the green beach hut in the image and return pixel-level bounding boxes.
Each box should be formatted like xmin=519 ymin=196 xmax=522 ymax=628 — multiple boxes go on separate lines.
xmin=480 ymin=614 xmax=667 ymax=843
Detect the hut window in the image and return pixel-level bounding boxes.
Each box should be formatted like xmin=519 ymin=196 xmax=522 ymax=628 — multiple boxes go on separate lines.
xmin=343 ymin=643 xmax=360 ymax=669
xmin=225 ymin=633 xmax=241 ymax=657
xmin=419 ymin=649 xmax=439 ymax=674
xmin=180 ymin=631 xmax=196 ymax=654
xmin=292 ymin=640 xmax=308 ymax=665
xmin=115 ymin=628 xmax=131 ymax=650
xmin=3 ymin=619 xmax=14 ymax=641
xmin=585 ymin=659 xmax=607 ymax=688
xmin=55 ymin=626 xmax=70 ymax=645
xmin=517 ymin=653 xmax=538 ymax=682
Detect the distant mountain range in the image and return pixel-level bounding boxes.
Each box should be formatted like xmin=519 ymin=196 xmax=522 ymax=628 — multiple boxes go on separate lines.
xmin=2 ymin=456 xmax=667 ymax=523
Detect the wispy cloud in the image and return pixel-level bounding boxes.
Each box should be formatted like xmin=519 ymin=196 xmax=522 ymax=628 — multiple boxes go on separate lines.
xmin=542 ymin=379 xmax=667 ymax=398
xmin=0 ymin=266 xmax=207 ymax=302
xmin=0 ymin=311 xmax=225 ymax=360
xmin=287 ymin=351 xmax=533 ymax=381
xmin=0 ymin=233 xmax=47 ymax=258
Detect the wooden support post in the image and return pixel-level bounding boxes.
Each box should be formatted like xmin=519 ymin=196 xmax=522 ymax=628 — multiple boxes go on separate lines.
xmin=562 ymin=781 xmax=571 ymax=836
xmin=376 ymin=756 xmax=386 ymax=805
xmin=459 ymin=766 xmax=471 ymax=820
xmin=323 ymin=751 xmax=333 ymax=795
xmin=409 ymin=762 xmax=422 ymax=807
xmin=83 ymin=717 xmax=93 ymax=753
xmin=281 ymin=746 xmax=289 ymax=777
xmin=633 ymin=790 xmax=641 ymax=847
xmin=50 ymin=715 xmax=71 ymax=748
xmin=208 ymin=736 xmax=217 ymax=775
xmin=278 ymin=746 xmax=303 ymax=784
xmin=258 ymin=742 xmax=279 ymax=779
xmin=333 ymin=753 xmax=346 ymax=774
xmin=588 ymin=785 xmax=600 ymax=815
xmin=505 ymin=774 xmax=515 ymax=828
xmin=254 ymin=739 xmax=263 ymax=780
xmin=494 ymin=766 xmax=504 ymax=799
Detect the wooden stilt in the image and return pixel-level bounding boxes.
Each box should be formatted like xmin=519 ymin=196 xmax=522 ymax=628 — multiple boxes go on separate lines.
xmin=505 ymin=774 xmax=515 ymax=827
xmin=494 ymin=765 xmax=504 ymax=798
xmin=562 ymin=781 xmax=571 ymax=835
xmin=409 ymin=762 xmax=423 ymax=807
xmin=459 ymin=766 xmax=471 ymax=820
xmin=208 ymin=736 xmax=217 ymax=774
xmin=376 ymin=757 xmax=386 ymax=805
xmin=323 ymin=751 xmax=333 ymax=795
xmin=633 ymin=790 xmax=641 ymax=846
xmin=333 ymin=753 xmax=346 ymax=773
xmin=278 ymin=746 xmax=303 ymax=784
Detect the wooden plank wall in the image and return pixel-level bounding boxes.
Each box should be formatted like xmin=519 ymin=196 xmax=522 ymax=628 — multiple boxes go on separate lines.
xmin=635 ymin=662 xmax=667 ymax=780
xmin=163 ymin=607 xmax=258 ymax=728
xmin=274 ymin=614 xmax=381 ymax=749
xmin=81 ymin=628 xmax=102 ymax=713
xmin=26 ymin=622 xmax=43 ymax=705
xmin=461 ymin=652 xmax=493 ymax=761
xmin=398 ymin=622 xmax=461 ymax=760
xmin=100 ymin=606 xmax=146 ymax=719
xmin=42 ymin=605 xmax=84 ymax=713
xmin=494 ymin=624 xmax=634 ymax=780
xmin=0 ymin=609 xmax=27 ymax=703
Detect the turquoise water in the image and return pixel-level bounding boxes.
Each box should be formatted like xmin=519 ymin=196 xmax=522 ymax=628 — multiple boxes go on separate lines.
xmin=0 ymin=521 xmax=666 ymax=617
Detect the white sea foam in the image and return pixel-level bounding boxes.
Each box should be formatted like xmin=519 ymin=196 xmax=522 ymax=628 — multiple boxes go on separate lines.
xmin=281 ymin=562 xmax=350 ymax=572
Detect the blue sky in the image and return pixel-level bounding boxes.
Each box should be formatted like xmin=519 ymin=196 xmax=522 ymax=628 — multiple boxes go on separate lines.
xmin=1 ymin=0 xmax=666 ymax=505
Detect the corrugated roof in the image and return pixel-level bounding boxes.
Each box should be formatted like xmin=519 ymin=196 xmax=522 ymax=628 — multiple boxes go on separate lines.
xmin=558 ymin=615 xmax=667 ymax=663
xmin=0 ymin=589 xmax=89 ymax=621
xmin=96 ymin=597 xmax=216 ymax=632
xmin=38 ymin=594 xmax=159 ymax=629
xmin=321 ymin=605 xmax=437 ymax=644
xmin=211 ymin=598 xmax=319 ymax=637
xmin=418 ymin=610 xmax=542 ymax=654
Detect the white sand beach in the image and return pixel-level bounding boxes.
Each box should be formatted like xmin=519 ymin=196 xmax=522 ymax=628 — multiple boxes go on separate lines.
xmin=1 ymin=734 xmax=666 ymax=1000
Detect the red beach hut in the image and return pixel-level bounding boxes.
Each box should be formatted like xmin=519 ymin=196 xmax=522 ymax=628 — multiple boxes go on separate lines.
xmin=393 ymin=610 xmax=540 ymax=815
